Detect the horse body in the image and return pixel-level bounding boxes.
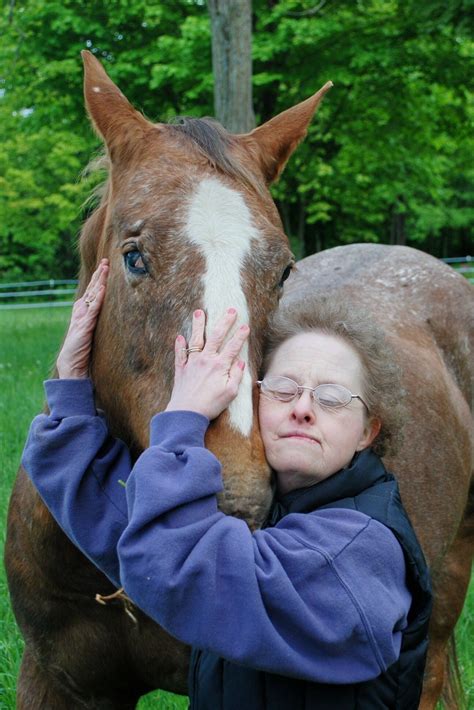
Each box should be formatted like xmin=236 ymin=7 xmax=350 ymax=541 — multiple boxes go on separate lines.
xmin=282 ymin=244 xmax=474 ymax=708
xmin=5 ymin=52 xmax=473 ymax=709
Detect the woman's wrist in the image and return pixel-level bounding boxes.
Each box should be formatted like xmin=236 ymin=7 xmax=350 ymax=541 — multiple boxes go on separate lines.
xmin=56 ymin=360 xmax=88 ymax=380
xmin=165 ymin=399 xmax=209 ymax=418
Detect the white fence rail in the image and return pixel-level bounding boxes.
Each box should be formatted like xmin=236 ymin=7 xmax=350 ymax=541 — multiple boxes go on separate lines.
xmin=0 ymin=257 xmax=472 ymax=310
xmin=441 ymin=256 xmax=474 ymax=282
xmin=0 ymin=279 xmax=78 ymax=310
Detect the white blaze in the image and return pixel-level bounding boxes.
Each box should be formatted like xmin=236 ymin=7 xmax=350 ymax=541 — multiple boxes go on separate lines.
xmin=185 ymin=177 xmax=256 ymax=436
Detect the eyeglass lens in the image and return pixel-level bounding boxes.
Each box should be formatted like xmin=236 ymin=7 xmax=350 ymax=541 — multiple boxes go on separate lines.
xmin=261 ymin=377 xmax=353 ymax=408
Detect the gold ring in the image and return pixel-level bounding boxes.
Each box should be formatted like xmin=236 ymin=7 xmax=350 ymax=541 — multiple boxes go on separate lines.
xmin=186 ymin=347 xmax=203 ymax=354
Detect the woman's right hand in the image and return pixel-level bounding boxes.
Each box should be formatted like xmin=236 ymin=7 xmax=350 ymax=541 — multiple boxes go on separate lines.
xmin=56 ymin=259 xmax=109 ymax=379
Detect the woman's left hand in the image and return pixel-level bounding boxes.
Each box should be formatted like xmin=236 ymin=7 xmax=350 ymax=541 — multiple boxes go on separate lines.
xmin=56 ymin=259 xmax=109 ymax=379
xmin=165 ymin=308 xmax=249 ymax=421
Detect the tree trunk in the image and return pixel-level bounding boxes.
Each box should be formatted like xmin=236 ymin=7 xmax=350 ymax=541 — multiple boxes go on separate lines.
xmin=390 ymin=211 xmax=406 ymax=246
xmin=208 ymin=0 xmax=255 ymax=133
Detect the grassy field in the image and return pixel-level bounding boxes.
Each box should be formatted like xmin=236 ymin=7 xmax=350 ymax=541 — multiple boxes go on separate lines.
xmin=0 ymin=307 xmax=472 ymax=709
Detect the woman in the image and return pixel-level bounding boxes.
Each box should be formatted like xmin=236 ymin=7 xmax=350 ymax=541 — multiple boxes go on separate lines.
xmin=22 ymin=260 xmax=431 ymax=709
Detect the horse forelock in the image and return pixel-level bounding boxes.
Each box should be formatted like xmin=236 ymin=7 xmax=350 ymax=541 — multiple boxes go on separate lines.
xmin=82 ymin=116 xmax=264 ymax=199
xmin=168 ymin=117 xmax=266 ymax=196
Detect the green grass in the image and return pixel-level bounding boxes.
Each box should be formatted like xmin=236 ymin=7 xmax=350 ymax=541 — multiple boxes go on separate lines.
xmin=0 ymin=307 xmax=472 ymax=709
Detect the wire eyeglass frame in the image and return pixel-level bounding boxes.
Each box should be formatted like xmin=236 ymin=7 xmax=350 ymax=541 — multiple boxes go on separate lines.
xmin=256 ymin=376 xmax=369 ymax=412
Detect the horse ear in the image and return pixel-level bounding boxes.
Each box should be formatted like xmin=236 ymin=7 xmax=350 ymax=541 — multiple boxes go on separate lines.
xmin=242 ymin=81 xmax=333 ymax=184
xmin=81 ymin=50 xmax=151 ymax=161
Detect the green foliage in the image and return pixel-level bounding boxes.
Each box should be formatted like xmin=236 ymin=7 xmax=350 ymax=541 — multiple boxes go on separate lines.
xmin=254 ymin=0 xmax=474 ymax=257
xmin=0 ymin=307 xmax=191 ymax=708
xmin=0 ymin=0 xmax=211 ymax=280
xmin=1 ymin=0 xmax=472 ymax=279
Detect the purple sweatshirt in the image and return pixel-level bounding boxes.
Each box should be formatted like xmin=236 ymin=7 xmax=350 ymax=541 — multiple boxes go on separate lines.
xmin=22 ymin=379 xmax=411 ymax=684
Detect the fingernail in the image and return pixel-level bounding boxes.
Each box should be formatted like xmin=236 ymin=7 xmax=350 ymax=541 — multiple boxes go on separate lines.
xmin=227 ymin=307 xmax=236 ymax=315
xmin=240 ymin=324 xmax=249 ymax=331
xmin=194 ymin=310 xmax=202 ymax=318
xmin=238 ymin=360 xmax=245 ymax=371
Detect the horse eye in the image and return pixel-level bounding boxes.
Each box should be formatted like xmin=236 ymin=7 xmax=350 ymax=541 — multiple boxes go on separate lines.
xmin=279 ymin=263 xmax=293 ymax=287
xmin=124 ymin=250 xmax=147 ymax=275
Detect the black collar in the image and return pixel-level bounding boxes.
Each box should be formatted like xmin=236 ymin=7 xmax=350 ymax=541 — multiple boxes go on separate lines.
xmin=265 ymin=449 xmax=391 ymax=527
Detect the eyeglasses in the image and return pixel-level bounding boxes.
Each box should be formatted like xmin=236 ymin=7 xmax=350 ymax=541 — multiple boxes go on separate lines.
xmin=257 ymin=376 xmax=369 ymax=411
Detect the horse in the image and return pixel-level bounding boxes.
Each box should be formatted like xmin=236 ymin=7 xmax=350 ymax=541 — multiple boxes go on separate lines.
xmin=4 ymin=50 xmax=329 ymax=709
xmin=5 ymin=51 xmax=473 ymax=709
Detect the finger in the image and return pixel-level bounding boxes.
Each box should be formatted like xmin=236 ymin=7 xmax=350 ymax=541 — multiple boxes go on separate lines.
xmin=83 ymin=265 xmax=108 ymax=306
xmin=88 ymin=284 xmax=106 ymax=313
xmin=221 ymin=324 xmax=249 ymax=362
xmin=91 ymin=261 xmax=109 ymax=293
xmin=85 ymin=261 xmax=104 ymax=293
xmin=188 ymin=309 xmax=205 ymax=350
xmin=83 ymin=260 xmax=109 ymax=300
xmin=205 ymin=308 xmax=238 ymax=354
xmin=174 ymin=335 xmax=187 ymax=369
xmin=227 ymin=359 xmax=246 ymax=395
xmin=92 ymin=264 xmax=108 ymax=300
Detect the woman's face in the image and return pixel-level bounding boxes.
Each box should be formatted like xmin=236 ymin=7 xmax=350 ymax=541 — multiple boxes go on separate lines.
xmin=258 ymin=331 xmax=380 ymax=494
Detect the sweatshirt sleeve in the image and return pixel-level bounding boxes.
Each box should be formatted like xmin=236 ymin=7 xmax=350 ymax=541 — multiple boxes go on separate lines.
xmin=21 ymin=379 xmax=132 ymax=587
xmin=118 ymin=411 xmax=412 ymax=684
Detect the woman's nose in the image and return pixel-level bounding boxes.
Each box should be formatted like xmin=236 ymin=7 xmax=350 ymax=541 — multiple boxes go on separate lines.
xmin=290 ymin=389 xmax=316 ymax=423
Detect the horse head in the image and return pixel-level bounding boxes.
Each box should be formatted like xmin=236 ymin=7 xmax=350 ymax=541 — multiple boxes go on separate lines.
xmin=78 ymin=51 xmax=331 ymax=527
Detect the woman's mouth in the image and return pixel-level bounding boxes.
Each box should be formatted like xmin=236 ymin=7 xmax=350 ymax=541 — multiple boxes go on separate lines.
xmin=282 ymin=433 xmax=320 ymax=445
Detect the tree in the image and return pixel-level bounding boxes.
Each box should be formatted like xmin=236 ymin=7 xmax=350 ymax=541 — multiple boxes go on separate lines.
xmin=208 ymin=0 xmax=255 ymax=132
xmin=253 ymin=0 xmax=474 ymax=257
xmin=1 ymin=0 xmax=472 ymax=281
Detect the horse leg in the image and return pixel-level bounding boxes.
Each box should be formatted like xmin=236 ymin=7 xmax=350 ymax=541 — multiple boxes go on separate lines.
xmin=420 ymin=499 xmax=473 ymax=710
xmin=17 ymin=647 xmax=85 ymax=710
xmin=17 ymin=646 xmax=140 ymax=710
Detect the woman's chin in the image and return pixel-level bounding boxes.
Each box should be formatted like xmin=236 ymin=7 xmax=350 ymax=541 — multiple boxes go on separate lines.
xmin=275 ymin=466 xmax=326 ymax=494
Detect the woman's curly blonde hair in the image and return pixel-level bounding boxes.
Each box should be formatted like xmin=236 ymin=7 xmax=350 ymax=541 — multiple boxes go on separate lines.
xmin=262 ymin=298 xmax=405 ymax=458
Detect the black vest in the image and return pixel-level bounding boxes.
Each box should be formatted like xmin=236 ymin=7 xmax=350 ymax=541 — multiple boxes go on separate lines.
xmin=189 ymin=449 xmax=432 ymax=710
